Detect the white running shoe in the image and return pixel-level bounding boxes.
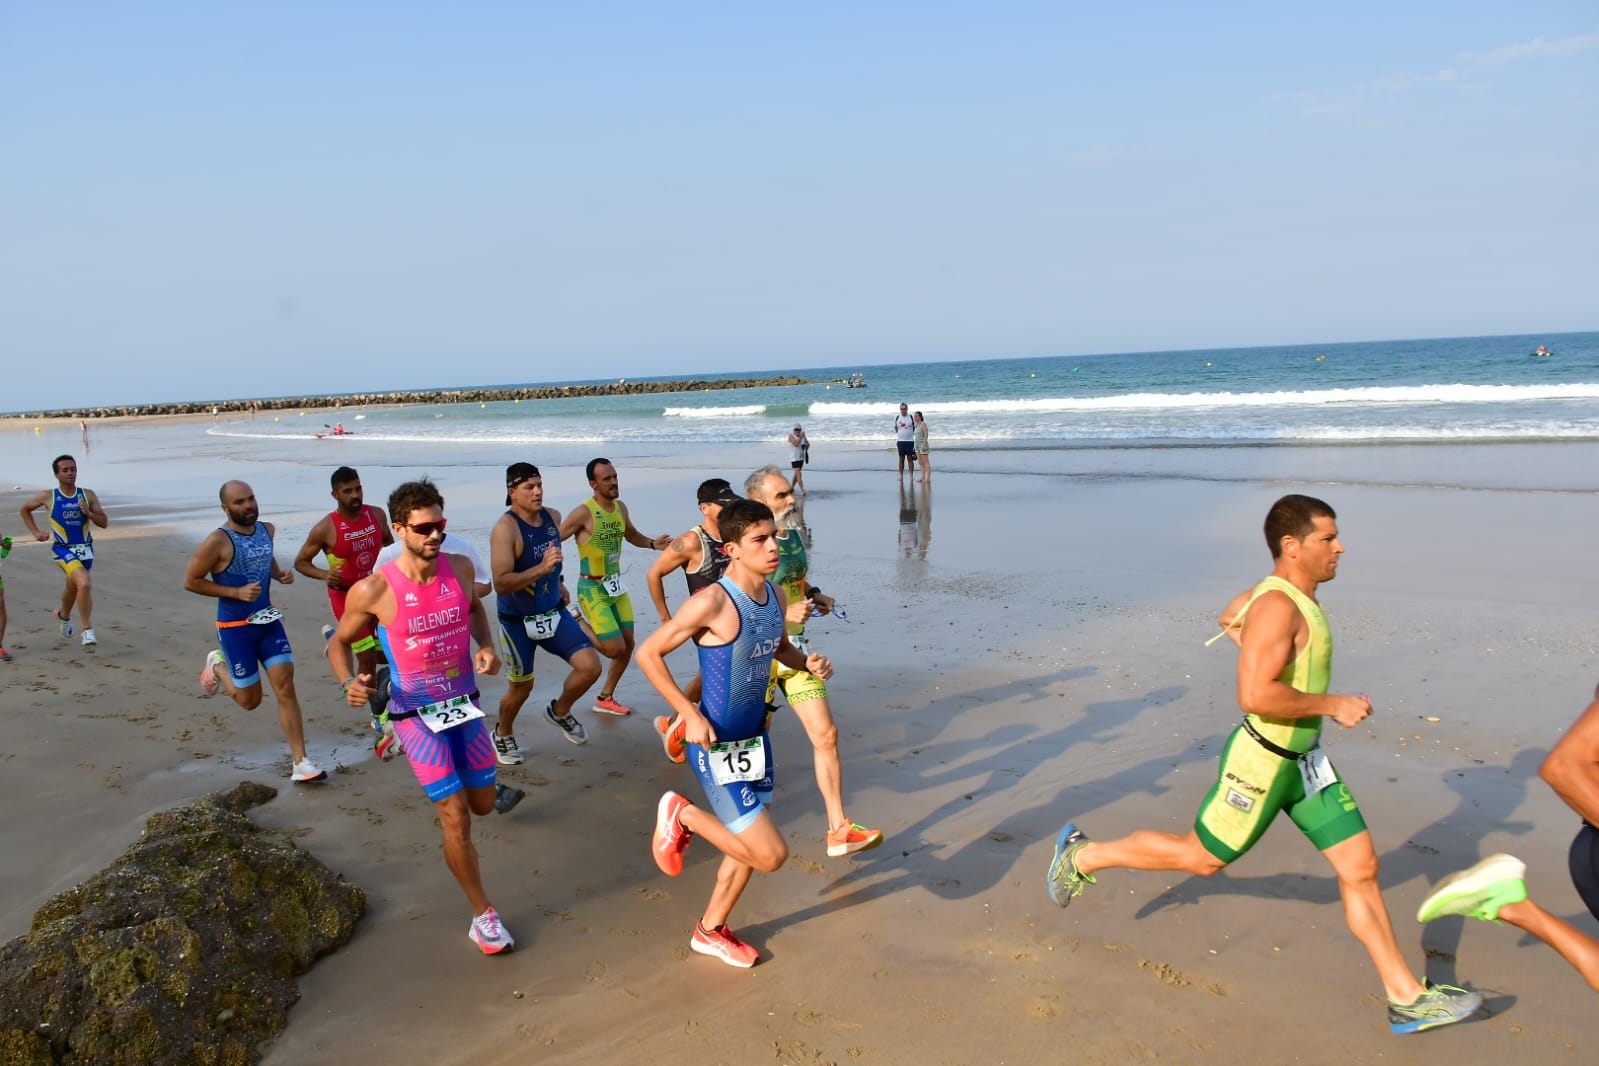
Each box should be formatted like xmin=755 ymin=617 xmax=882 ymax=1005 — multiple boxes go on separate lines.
xmin=199 ymin=649 xmax=226 ymax=696
xmin=291 ymin=758 xmax=328 ymax=783
xmin=81 ymin=628 xmax=97 ymax=647
xmin=469 ymin=906 xmax=514 ymax=954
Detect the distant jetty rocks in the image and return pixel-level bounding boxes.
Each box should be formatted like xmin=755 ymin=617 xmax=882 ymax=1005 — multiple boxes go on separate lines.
xmin=7 ymin=375 xmax=812 ymax=421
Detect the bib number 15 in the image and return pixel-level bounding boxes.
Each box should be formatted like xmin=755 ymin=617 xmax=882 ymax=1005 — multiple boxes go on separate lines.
xmin=707 ymin=736 xmax=766 ymax=786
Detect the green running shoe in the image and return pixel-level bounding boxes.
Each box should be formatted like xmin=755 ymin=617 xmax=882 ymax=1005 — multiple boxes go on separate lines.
xmin=1416 ymin=853 xmax=1528 ymax=923
xmin=1046 ymin=823 xmax=1095 ymax=907
xmin=1387 ymin=978 xmax=1482 ymax=1034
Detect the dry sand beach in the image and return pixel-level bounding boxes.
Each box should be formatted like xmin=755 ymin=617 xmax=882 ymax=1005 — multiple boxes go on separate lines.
xmin=2 ymin=419 xmax=1597 ymax=1065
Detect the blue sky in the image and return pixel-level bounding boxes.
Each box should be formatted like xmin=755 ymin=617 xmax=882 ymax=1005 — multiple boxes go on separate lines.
xmin=2 ymin=3 xmax=1595 ymax=411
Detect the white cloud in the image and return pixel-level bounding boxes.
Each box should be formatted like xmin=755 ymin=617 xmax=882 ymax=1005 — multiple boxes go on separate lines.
xmin=1463 ymin=30 xmax=1599 ymax=65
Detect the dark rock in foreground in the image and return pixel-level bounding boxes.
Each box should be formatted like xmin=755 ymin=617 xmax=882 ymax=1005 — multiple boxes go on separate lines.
xmin=0 ymin=782 xmax=364 ymax=1066
xmin=7 ymin=375 xmax=812 ymax=421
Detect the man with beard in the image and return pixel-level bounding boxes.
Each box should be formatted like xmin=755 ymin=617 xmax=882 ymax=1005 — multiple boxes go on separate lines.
xmin=331 ymin=478 xmax=520 ymax=955
xmin=294 ymin=466 xmax=394 ymax=753
xmin=742 ymin=465 xmax=882 ymax=858
xmin=185 ymin=480 xmax=325 ymax=783
xmin=558 ymin=458 xmax=672 ymax=716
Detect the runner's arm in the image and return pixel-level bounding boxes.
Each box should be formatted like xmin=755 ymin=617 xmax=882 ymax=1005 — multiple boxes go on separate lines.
xmin=83 ymin=489 xmax=109 ymax=528
xmin=1236 ymin=590 xmax=1369 ymax=726
xmin=19 ymin=490 xmax=50 ymax=540
xmin=373 ymin=506 xmax=395 ymax=547
xmin=557 ymin=504 xmax=590 ymax=544
xmin=182 ymin=531 xmax=256 ymax=602
xmin=1541 ymin=690 xmax=1599 ymax=827
xmin=772 ymin=587 xmax=833 ymax=677
xmin=331 ymin=573 xmax=386 ymax=701
xmin=263 ymin=521 xmax=293 ymax=584
xmin=1215 ymin=587 xmax=1254 ymax=648
xmin=449 ymin=553 xmax=500 ymax=675
xmin=637 ymin=586 xmax=727 ymax=735
xmin=293 ymin=516 xmax=336 ymax=583
xmin=490 ymin=515 xmax=541 ymax=594
xmin=646 ymin=530 xmax=697 ymax=622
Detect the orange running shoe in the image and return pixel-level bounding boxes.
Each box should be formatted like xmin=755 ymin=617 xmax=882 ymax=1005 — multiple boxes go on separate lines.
xmin=826 ymin=821 xmax=885 ymax=858
xmin=691 ymin=921 xmax=758 ymax=968
xmin=593 ymin=694 xmax=632 ymax=716
xmin=653 ymin=714 xmax=687 ymax=764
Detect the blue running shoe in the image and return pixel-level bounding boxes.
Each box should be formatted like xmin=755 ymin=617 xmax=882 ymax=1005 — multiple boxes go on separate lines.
xmin=1387 ymin=979 xmax=1482 ymax=1034
xmin=1046 ymin=823 xmax=1095 ymax=907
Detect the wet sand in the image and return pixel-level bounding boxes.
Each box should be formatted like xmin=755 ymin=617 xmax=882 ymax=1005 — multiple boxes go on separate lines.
xmin=2 ymin=440 xmax=1597 ymax=1065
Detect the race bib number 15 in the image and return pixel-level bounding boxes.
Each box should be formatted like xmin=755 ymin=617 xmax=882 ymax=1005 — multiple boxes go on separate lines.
xmin=708 ymin=736 xmax=767 ymax=786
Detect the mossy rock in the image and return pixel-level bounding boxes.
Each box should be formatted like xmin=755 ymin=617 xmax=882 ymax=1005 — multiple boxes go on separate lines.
xmin=0 ymin=782 xmax=364 ymax=1065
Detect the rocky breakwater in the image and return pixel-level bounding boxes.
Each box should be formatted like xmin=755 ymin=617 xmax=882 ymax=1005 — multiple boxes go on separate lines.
xmin=0 ymin=782 xmax=364 ymax=1066
xmin=9 ymin=375 xmax=811 ymax=421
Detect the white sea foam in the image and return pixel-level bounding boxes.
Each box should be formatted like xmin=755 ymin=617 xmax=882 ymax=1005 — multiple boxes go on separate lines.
xmin=809 ymin=382 xmax=1599 ymax=418
xmin=662 ymin=405 xmax=766 ymax=418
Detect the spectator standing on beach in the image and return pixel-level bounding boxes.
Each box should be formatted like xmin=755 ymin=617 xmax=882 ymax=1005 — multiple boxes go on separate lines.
xmin=492 ymin=462 xmax=601 ymax=760
xmin=1045 ymin=494 xmax=1484 ymax=1034
xmin=912 ymin=411 xmax=930 ymax=482
xmin=186 ymin=480 xmax=326 ymax=784
xmin=20 ymin=455 xmax=108 ymax=647
xmin=787 ymin=425 xmax=810 ymax=494
xmin=558 ymin=458 xmax=672 ymax=716
xmin=1416 ymin=681 xmax=1599 ymax=992
xmin=331 ymin=477 xmax=522 ymax=956
xmin=893 ymin=403 xmax=916 ymax=476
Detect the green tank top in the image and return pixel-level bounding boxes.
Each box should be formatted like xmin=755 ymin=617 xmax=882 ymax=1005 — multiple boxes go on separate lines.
xmin=773 ymin=530 xmax=809 ymax=636
xmin=1229 ymin=575 xmax=1331 ymax=754
xmin=578 ymin=498 xmax=626 ymax=579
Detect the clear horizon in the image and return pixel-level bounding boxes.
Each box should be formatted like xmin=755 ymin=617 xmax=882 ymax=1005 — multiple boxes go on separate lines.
xmin=3 ymin=4 xmax=1595 ymax=411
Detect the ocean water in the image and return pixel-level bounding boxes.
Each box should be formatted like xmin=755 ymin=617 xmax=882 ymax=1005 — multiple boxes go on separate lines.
xmin=206 ymin=330 xmax=1599 ymax=450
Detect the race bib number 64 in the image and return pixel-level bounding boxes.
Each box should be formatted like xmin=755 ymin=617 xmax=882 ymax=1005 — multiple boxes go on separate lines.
xmin=708 ymin=736 xmax=766 ymax=786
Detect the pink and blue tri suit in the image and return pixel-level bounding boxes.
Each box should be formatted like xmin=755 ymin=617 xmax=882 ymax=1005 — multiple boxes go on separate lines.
xmin=687 ymin=576 xmax=786 ymax=834
xmin=212 ymin=524 xmax=293 ymax=689
xmin=378 ymin=557 xmax=497 ymax=802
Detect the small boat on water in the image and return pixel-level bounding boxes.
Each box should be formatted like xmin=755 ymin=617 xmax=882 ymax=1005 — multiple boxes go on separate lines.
xmin=1530 ymin=345 xmax=1553 ymax=358
xmin=845 ymin=373 xmax=868 ymax=389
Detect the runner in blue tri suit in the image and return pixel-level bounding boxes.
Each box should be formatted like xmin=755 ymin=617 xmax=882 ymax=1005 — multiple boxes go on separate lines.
xmin=183 ymin=480 xmax=326 ymax=783
xmin=637 ymin=498 xmax=834 ymax=969
xmin=489 ymin=462 xmax=602 ymax=764
xmin=19 ymin=455 xmax=108 ymax=647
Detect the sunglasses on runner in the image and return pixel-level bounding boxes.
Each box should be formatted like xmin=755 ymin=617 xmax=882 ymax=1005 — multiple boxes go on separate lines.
xmin=405 ymin=519 xmax=448 ymax=537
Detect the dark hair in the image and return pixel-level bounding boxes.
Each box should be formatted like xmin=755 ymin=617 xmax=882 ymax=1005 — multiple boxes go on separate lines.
xmin=719 ymin=498 xmax=774 ymax=547
xmin=52 ymin=454 xmax=75 ymax=474
xmin=585 ymin=457 xmax=613 ymax=482
xmin=1264 ymin=494 xmax=1336 ymax=558
xmin=389 ymin=478 xmax=445 ymax=526
xmin=331 ymin=466 xmax=359 ymax=489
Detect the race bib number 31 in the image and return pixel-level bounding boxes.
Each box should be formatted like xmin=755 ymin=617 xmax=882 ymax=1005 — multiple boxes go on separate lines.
xmin=708 ymin=736 xmax=767 ymax=786
xmin=419 ymin=694 xmax=485 ymax=734
xmin=600 ymin=573 xmax=625 ymax=597
xmin=524 ymin=609 xmax=561 ymax=640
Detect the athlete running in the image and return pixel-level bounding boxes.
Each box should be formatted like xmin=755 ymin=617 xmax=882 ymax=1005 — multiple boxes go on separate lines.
xmin=0 ymin=528 xmax=13 ymax=661
xmin=638 ymin=498 xmax=822 ymax=968
xmin=183 ymin=480 xmax=325 ymax=783
xmin=558 ymin=458 xmax=671 ymax=716
xmin=1417 ymin=680 xmax=1599 ymax=992
xmin=491 ymin=462 xmax=602 ymax=762
xmin=1045 ymin=494 xmax=1483 ymax=1034
xmin=293 ymin=466 xmax=394 ymax=753
xmin=19 ymin=455 xmax=108 ymax=647
xmin=646 ymin=478 xmax=740 ymax=762
xmin=330 ymin=477 xmax=520 ymax=956
xmin=744 ymin=465 xmax=882 ymax=858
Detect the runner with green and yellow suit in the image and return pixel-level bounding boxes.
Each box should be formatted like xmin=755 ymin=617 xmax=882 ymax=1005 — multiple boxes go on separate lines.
xmin=1044 ymin=494 xmax=1484 ymax=1035
xmin=559 ymin=458 xmax=672 ymax=716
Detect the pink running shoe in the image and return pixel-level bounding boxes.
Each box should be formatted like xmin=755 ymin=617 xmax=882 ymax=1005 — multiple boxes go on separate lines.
xmin=691 ymin=922 xmax=758 ymax=968
xmin=468 ymin=906 xmax=515 ymax=955
xmin=593 ymin=694 xmax=632 ymax=716
xmin=199 ymin=649 xmax=225 ymax=697
xmin=652 ymin=791 xmax=693 ymax=876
